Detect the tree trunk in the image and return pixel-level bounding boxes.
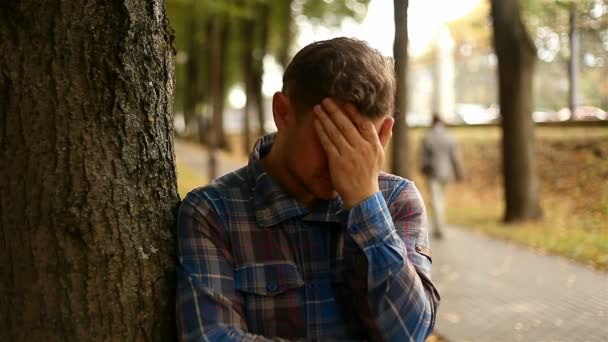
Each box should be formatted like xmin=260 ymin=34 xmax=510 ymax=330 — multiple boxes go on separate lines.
xmin=491 ymin=0 xmax=542 ymax=222
xmin=0 ymin=1 xmax=179 ymax=341
xmin=184 ymin=2 xmax=200 ymax=128
xmin=277 ymin=0 xmax=294 ymax=68
xmin=568 ymin=2 xmax=579 ymax=121
xmin=218 ymin=17 xmax=231 ymax=151
xmin=241 ymin=17 xmax=255 ymax=154
xmin=253 ymin=3 xmax=271 ymax=137
xmin=208 ymin=15 xmax=221 ymax=179
xmin=391 ymin=0 xmax=411 ymax=178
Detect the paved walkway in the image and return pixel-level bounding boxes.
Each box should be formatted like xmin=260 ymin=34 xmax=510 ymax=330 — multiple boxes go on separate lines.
xmin=174 ymin=140 xmax=608 ymax=341
xmin=432 ymin=227 xmax=608 ymax=341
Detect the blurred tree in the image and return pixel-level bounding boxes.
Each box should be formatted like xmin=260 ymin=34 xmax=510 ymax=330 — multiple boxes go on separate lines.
xmin=392 ymin=0 xmax=411 ymax=178
xmin=445 ymin=0 xmax=607 ymax=111
xmin=522 ymin=0 xmax=608 ymax=110
xmin=0 ymin=0 xmax=179 ymax=340
xmin=491 ymin=0 xmax=543 ymax=222
xmin=167 ymin=0 xmax=371 ymax=154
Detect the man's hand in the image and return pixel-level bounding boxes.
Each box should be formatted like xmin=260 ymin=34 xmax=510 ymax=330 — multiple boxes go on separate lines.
xmin=313 ymin=98 xmax=394 ymax=209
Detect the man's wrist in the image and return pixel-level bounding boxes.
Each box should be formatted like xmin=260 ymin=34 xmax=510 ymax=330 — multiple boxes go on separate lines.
xmin=342 ymin=186 xmax=379 ymax=209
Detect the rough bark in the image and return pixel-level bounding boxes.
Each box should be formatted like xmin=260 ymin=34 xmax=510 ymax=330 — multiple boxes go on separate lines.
xmin=0 ymin=0 xmax=179 ymax=340
xmin=391 ymin=0 xmax=411 ymax=178
xmin=491 ymin=0 xmax=542 ymax=222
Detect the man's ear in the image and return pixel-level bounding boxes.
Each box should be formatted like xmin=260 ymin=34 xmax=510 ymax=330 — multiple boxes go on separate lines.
xmin=378 ymin=116 xmax=394 ymax=149
xmin=272 ymin=92 xmax=290 ymax=131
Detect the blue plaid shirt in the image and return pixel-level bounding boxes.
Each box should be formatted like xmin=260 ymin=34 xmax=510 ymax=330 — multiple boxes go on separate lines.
xmin=177 ymin=134 xmax=440 ymax=341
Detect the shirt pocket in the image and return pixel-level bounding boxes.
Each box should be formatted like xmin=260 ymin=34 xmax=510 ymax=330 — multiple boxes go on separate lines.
xmin=235 ymin=262 xmax=306 ymax=338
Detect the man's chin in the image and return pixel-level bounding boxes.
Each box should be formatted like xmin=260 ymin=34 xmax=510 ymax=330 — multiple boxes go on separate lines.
xmin=314 ymin=188 xmax=339 ymax=201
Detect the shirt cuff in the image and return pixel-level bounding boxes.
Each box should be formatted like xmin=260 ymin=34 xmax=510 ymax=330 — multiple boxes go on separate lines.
xmin=338 ymin=192 xmax=394 ymax=249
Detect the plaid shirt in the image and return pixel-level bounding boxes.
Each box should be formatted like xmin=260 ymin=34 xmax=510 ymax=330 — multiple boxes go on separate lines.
xmin=177 ymin=134 xmax=440 ymax=341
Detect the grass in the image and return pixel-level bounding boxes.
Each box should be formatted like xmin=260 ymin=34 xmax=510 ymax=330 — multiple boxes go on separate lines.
xmin=176 ymin=161 xmax=208 ymax=199
xmin=433 ymin=125 xmax=608 ymax=271
xmin=443 ymin=186 xmax=608 ymax=271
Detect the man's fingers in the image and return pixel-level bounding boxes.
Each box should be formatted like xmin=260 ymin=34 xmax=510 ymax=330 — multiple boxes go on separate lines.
xmin=378 ymin=117 xmax=394 ymax=149
xmin=314 ymin=104 xmax=351 ymax=151
xmin=343 ymin=103 xmax=377 ymax=142
xmin=320 ymin=99 xmax=361 ymax=145
xmin=314 ymin=119 xmax=339 ymax=157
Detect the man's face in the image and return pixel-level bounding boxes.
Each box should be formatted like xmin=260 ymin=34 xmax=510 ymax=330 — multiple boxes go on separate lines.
xmin=283 ymin=108 xmax=336 ymax=200
xmin=281 ymin=100 xmax=385 ymax=201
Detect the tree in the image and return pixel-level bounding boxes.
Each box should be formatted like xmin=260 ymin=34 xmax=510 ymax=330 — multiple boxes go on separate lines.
xmin=491 ymin=0 xmax=542 ymax=222
xmin=392 ymin=0 xmax=411 ymax=178
xmin=0 ymin=0 xmax=180 ymax=340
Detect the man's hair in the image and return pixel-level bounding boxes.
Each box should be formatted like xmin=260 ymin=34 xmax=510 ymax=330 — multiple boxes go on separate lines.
xmin=282 ymin=37 xmax=395 ymax=119
xmin=432 ymin=113 xmax=443 ymax=125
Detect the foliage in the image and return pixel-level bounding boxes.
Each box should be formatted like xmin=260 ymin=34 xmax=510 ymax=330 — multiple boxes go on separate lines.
xmin=440 ymin=0 xmax=608 ymax=110
xmin=165 ymin=0 xmax=371 ymax=124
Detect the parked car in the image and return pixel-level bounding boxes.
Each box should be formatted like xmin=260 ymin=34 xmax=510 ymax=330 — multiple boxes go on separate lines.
xmin=406 ymin=112 xmax=432 ymax=127
xmin=557 ymin=106 xmax=607 ymax=121
xmin=573 ymin=106 xmax=607 ymax=121
xmin=532 ymin=109 xmax=567 ymax=122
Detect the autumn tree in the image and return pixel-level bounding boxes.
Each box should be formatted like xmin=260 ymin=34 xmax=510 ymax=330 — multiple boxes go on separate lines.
xmin=491 ymin=0 xmax=542 ymax=222
xmin=392 ymin=0 xmax=411 ymax=178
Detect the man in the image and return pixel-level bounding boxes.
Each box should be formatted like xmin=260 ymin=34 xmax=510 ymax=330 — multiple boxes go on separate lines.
xmin=177 ymin=38 xmax=439 ymax=341
xmin=419 ymin=114 xmax=463 ymax=239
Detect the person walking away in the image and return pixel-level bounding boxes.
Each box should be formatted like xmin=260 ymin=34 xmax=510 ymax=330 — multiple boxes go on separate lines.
xmin=420 ymin=114 xmax=463 ymax=239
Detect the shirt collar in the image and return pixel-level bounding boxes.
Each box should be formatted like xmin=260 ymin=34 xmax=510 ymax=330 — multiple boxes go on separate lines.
xmin=248 ymin=134 xmax=342 ymax=227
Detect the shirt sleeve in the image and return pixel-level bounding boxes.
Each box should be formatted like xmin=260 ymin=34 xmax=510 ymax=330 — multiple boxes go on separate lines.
xmin=338 ymin=180 xmax=440 ymax=342
xmin=176 ymin=190 xmax=296 ymax=342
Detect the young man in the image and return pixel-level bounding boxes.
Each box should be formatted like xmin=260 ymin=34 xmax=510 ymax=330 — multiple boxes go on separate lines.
xmin=419 ymin=114 xmax=463 ymax=239
xmin=177 ymin=38 xmax=440 ymax=341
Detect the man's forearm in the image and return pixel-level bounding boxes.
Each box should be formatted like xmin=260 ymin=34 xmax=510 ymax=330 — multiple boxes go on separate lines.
xmin=340 ymin=192 xmax=438 ymax=341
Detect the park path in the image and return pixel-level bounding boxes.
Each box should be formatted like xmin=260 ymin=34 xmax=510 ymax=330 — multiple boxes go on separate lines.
xmin=432 ymin=227 xmax=608 ymax=341
xmin=174 ymin=139 xmax=608 ymax=342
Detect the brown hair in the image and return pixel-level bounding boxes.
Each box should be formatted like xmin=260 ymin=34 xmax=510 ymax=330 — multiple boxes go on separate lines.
xmin=282 ymin=37 xmax=395 ymax=119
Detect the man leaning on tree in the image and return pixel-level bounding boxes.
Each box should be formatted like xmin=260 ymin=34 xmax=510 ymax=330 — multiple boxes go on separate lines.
xmin=176 ymin=37 xmax=440 ymax=342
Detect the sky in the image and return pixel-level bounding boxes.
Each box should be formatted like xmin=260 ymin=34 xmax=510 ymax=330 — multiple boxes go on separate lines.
xmin=232 ymin=0 xmax=484 ymax=105
xmin=296 ymin=0 xmax=484 ymax=57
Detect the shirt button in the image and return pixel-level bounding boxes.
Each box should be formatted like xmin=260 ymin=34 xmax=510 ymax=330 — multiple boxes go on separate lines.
xmin=266 ymin=282 xmax=279 ymax=292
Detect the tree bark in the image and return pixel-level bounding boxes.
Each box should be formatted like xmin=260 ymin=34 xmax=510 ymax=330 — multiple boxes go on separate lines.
xmin=491 ymin=0 xmax=542 ymax=222
xmin=391 ymin=0 xmax=411 ymax=178
xmin=0 ymin=1 xmax=179 ymax=340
